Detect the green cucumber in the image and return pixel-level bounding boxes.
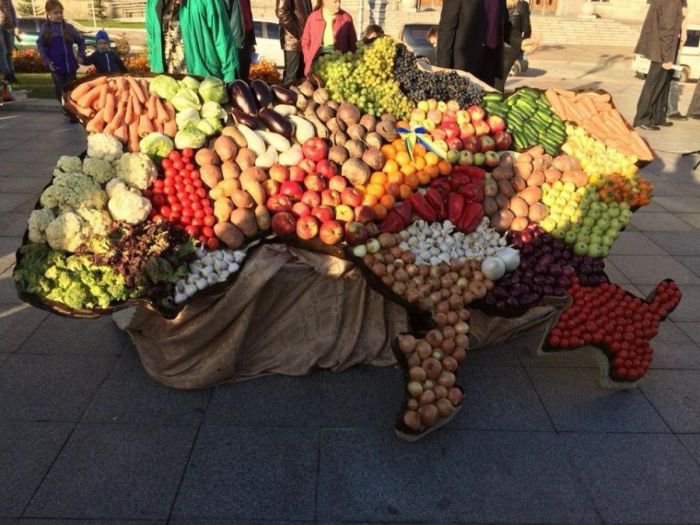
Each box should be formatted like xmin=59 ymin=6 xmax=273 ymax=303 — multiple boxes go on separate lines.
xmin=483 ymin=92 xmax=504 ymax=102
xmin=516 ymin=98 xmax=538 ymax=115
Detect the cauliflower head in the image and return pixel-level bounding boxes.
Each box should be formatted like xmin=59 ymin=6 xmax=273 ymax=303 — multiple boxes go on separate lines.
xmin=105 ymin=178 xmax=129 ymax=199
xmin=39 ymin=172 xmax=108 ymax=212
xmin=56 ymin=156 xmax=83 ymax=174
xmin=82 ymin=157 xmax=116 ymax=185
xmin=27 ymin=208 xmax=56 ymax=243
xmin=76 ymin=207 xmax=113 ymax=237
xmin=108 ymin=190 xmax=152 ymax=225
xmin=45 ymin=212 xmax=87 ymax=252
xmin=115 ymin=153 xmax=157 ymax=190
xmin=87 ymin=133 xmax=123 ymax=162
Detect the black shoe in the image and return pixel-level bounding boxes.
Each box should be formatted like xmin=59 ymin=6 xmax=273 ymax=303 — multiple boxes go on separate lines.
xmin=668 ymin=113 xmax=688 ymax=120
xmin=638 ymin=124 xmax=660 ymax=131
xmin=690 ymin=115 xmax=700 ymax=120
xmin=5 ymin=75 xmax=17 ymax=84
xmin=657 ymin=121 xmax=673 ymax=127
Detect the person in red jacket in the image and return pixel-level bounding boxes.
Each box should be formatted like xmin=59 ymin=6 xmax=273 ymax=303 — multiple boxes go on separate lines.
xmin=300 ymin=0 xmax=356 ymax=77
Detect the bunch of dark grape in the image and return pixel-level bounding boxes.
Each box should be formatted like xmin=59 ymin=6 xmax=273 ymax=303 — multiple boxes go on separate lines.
xmin=393 ymin=44 xmax=483 ymax=107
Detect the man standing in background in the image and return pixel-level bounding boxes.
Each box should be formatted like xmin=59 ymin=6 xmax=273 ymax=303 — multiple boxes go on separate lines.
xmin=667 ymin=0 xmax=688 ymax=120
xmin=436 ymin=0 xmax=507 ymax=88
xmin=223 ymin=0 xmax=256 ymax=82
xmin=633 ymin=0 xmax=684 ymax=130
xmin=276 ymin=0 xmax=311 ymax=86
xmin=0 ymin=0 xmax=18 ymax=84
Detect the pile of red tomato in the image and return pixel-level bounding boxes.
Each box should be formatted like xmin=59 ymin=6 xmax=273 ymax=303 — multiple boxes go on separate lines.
xmin=144 ymin=148 xmax=220 ymax=250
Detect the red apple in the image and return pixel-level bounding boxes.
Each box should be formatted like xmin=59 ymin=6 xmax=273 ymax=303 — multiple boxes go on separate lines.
xmin=486 ymin=115 xmax=506 ymax=134
xmin=301 ymin=190 xmax=321 ymax=208
xmin=280 ymin=180 xmax=304 ymax=202
xmin=463 ymin=135 xmax=481 ymax=153
xmin=441 ymin=121 xmax=460 ymax=139
xmin=298 ymin=158 xmax=317 ymax=174
xmin=473 ymin=119 xmax=491 ymax=137
xmin=267 ymin=194 xmax=293 ymax=213
xmin=344 ymin=221 xmax=369 ymax=245
xmin=458 ymin=150 xmax=474 ymax=166
xmin=354 ymin=205 xmax=375 ymax=223
xmin=311 ymin=205 xmax=335 ymax=223
xmin=479 ymin=135 xmax=496 ymax=152
xmin=340 ymin=187 xmax=363 ymax=207
xmin=269 ymin=164 xmax=289 ymax=183
xmin=459 ymin=122 xmax=476 ymax=140
xmin=262 ymin=179 xmax=280 ymax=197
xmin=315 ymin=159 xmax=338 ymax=179
xmin=426 ymin=108 xmax=443 ymax=125
xmin=271 ymin=211 xmax=296 ymax=236
xmin=321 ymin=189 xmax=341 ymax=207
xmin=484 ymin=150 xmax=500 ymax=168
xmin=365 ymin=222 xmax=379 ymax=238
xmin=292 ymin=201 xmax=311 ymax=218
xmin=302 ymin=137 xmax=328 ymax=162
xmin=319 ymin=220 xmax=344 ymax=245
xmin=335 ymin=204 xmax=354 ymax=223
xmin=304 ymin=173 xmax=326 ymax=192
xmin=430 ymin=128 xmax=447 ymax=141
xmin=473 ymin=152 xmax=486 ymax=166
xmin=446 ymin=136 xmax=463 ymax=151
xmin=328 ymin=175 xmax=348 ymax=193
xmin=296 ymin=215 xmax=319 ymax=240
xmin=446 ymin=100 xmax=460 ymax=112
xmin=289 ymin=166 xmax=306 ymax=182
xmin=494 ymin=130 xmax=513 ymax=151
xmin=442 ymin=109 xmax=457 ymax=123
xmin=467 ymin=105 xmax=485 ymax=121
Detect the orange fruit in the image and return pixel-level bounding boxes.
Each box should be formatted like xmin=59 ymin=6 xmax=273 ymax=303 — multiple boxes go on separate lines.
xmin=401 ymin=164 xmax=417 ymax=177
xmin=413 ymin=156 xmax=426 ymax=171
xmin=424 ymin=152 xmax=439 ymax=166
xmin=404 ymin=173 xmax=420 ymax=189
xmin=367 ymin=183 xmax=385 ymax=197
xmin=383 ymin=159 xmax=399 ymax=174
xmin=392 ymin=138 xmax=407 ymax=152
xmin=417 ymin=170 xmax=431 ymax=185
xmin=425 ymin=165 xmax=440 ymax=179
xmin=381 ymin=144 xmax=397 ymax=160
xmin=385 ymin=182 xmax=401 ymax=198
xmin=355 ymin=184 xmax=366 ymax=194
xmin=387 ymin=171 xmax=404 ymax=185
xmin=399 ymin=184 xmax=412 ymax=200
xmin=438 ymin=160 xmax=452 ymax=175
xmin=380 ymin=194 xmax=395 ymax=208
xmin=396 ymin=119 xmax=410 ymax=129
xmin=413 ymin=143 xmax=427 ymax=158
xmin=396 ymin=151 xmax=412 ymax=167
xmin=370 ymin=172 xmax=387 ymax=185
xmin=373 ymin=204 xmax=388 ymax=220
xmin=363 ymin=194 xmax=379 ymax=207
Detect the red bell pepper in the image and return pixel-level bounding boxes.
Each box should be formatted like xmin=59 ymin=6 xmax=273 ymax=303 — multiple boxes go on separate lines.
xmin=448 ymin=193 xmax=466 ymax=225
xmin=457 ymin=202 xmax=484 ymax=233
xmin=449 ymin=173 xmax=471 ymax=190
xmin=425 ymin=188 xmax=447 ymax=221
xmin=453 ymin=165 xmax=486 ymax=180
xmin=379 ymin=211 xmax=406 ymax=233
xmin=408 ymin=192 xmax=437 ymax=222
xmin=458 ymin=181 xmax=484 ymax=203
xmin=393 ymin=201 xmax=413 ymax=226
xmin=430 ymin=177 xmax=451 ymax=195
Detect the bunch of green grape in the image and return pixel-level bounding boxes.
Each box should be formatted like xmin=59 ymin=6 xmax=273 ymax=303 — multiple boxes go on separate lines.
xmin=316 ymin=37 xmax=413 ymax=118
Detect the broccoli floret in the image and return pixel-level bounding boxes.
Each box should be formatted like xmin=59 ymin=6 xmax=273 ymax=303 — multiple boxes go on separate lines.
xmin=56 ymin=156 xmax=83 ymax=174
xmin=82 ymin=157 xmax=116 ymax=185
xmin=27 ymin=208 xmax=56 ymax=243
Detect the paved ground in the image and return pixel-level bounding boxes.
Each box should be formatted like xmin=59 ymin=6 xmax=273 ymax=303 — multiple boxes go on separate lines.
xmin=2 ymin=49 xmax=700 ymax=523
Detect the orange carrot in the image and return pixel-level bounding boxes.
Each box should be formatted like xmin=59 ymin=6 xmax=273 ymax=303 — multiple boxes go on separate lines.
xmin=138 ymin=114 xmax=155 ymax=137
xmin=128 ymin=121 xmax=140 ymax=152
xmin=127 ymin=76 xmax=147 ymax=104
xmin=545 ymin=89 xmax=565 ymax=119
xmin=97 ymin=84 xmax=108 ymax=110
xmin=77 ymin=84 xmax=103 ymax=109
xmin=86 ymin=109 xmax=105 ymax=133
xmin=556 ymin=88 xmax=576 ymax=99
xmin=630 ymin=131 xmax=654 ymax=160
xmin=580 ymin=96 xmax=598 ymax=119
xmin=119 ymin=89 xmax=129 ymax=104
xmin=116 ymin=77 xmax=128 ymax=93
xmin=164 ymin=102 xmax=175 ymax=121
xmin=114 ymin=124 xmax=129 ymax=143
xmin=69 ymin=76 xmax=107 ymax=102
xmin=594 ymin=101 xmax=613 ymax=113
xmin=147 ymin=94 xmax=158 ymax=120
xmin=132 ymin=95 xmax=142 ymax=119
xmin=103 ymin=93 xmax=116 ymax=122
xmin=605 ymin=110 xmax=630 ymax=135
xmin=154 ymin=120 xmax=164 ymax=133
xmin=163 ymin=120 xmax=177 ymax=138
xmin=124 ymin=95 xmax=134 ymax=126
xmin=155 ymin=97 xmax=169 ymax=123
xmin=111 ymin=101 xmax=127 ymax=130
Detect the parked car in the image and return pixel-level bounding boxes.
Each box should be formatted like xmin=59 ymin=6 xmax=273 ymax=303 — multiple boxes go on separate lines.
xmin=253 ymin=19 xmax=284 ymax=67
xmin=14 ymin=16 xmax=116 ymax=56
xmin=632 ymin=25 xmax=700 ymax=82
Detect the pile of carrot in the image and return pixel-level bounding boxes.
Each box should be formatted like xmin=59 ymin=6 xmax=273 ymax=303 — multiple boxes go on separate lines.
xmin=544 ymin=88 xmax=653 ymax=162
xmin=65 ymin=75 xmax=177 ymax=152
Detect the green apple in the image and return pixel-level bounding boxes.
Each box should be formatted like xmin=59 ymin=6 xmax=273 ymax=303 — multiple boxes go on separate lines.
xmin=565 ymin=231 xmax=578 ymax=244
xmin=587 ymin=209 xmax=601 ymax=221
xmin=579 ymin=226 xmax=592 ymax=237
xmin=596 ymin=217 xmax=610 ymax=230
xmin=590 ymin=234 xmax=603 ymax=246
xmin=540 ymin=217 xmax=557 ymax=232
xmin=605 ymin=227 xmax=620 ymax=239
xmin=574 ymin=241 xmax=589 ymax=255
xmin=577 ymin=233 xmax=591 ymax=244
xmin=587 ymin=244 xmax=602 ymax=258
xmin=607 ymin=206 xmax=621 ymax=218
xmin=591 ymin=226 xmax=605 ymax=236
xmin=609 ymin=218 xmax=621 ymax=230
xmin=601 ymin=234 xmax=615 ymax=247
xmin=552 ymin=228 xmax=567 ymax=240
xmin=583 ymin=217 xmax=596 ymax=228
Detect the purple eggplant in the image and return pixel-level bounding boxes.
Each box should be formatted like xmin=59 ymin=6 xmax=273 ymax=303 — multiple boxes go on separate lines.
xmin=258 ymin=107 xmax=293 ymax=139
xmin=250 ymin=79 xmax=273 ymax=108
xmin=229 ymin=80 xmax=259 ymax=115
xmin=230 ymin=108 xmax=261 ymax=129
xmin=271 ymin=85 xmax=298 ymax=106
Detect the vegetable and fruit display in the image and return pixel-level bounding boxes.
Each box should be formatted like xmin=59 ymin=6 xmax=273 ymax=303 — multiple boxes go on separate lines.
xmin=13 ymin=38 xmax=682 ymax=441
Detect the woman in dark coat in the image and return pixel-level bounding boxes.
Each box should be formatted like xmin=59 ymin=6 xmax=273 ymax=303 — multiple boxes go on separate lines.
xmin=632 ymin=0 xmax=684 ymax=130
xmin=497 ymin=0 xmax=531 ymax=91
xmin=276 ymin=0 xmax=312 ymax=86
xmin=436 ymin=0 xmax=507 ymax=88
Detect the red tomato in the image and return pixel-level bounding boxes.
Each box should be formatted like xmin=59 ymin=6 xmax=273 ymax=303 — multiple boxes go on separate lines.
xmin=191 ymin=200 xmax=202 ymax=211
xmin=143 ymin=189 xmax=153 ymax=199
xmin=194 ymin=209 xmax=205 ymax=219
xmin=202 ymin=226 xmax=214 ymax=237
xmin=198 ymin=234 xmax=208 ymax=244
xmin=182 ymin=207 xmax=193 ymax=217
xmin=176 ymin=191 xmax=188 ymax=202
xmin=171 ymin=203 xmax=183 ymax=213
xmin=180 ymin=214 xmax=192 ymax=225
xmin=168 ymin=151 xmax=181 ymax=161
xmin=173 ymin=160 xmax=184 ymax=171
xmin=204 ymin=215 xmax=216 ymax=227
xmin=182 ymin=148 xmax=194 ymax=159
xmin=161 ymin=158 xmax=173 ymax=170
xmin=191 ymin=217 xmax=204 ymax=227
xmin=185 ymin=225 xmax=199 ymax=237
xmin=185 ymin=162 xmax=195 ymax=171
xmin=206 ymin=237 xmax=220 ymax=250
xmin=190 ymin=170 xmax=200 ymax=180
xmin=549 ymin=336 xmax=560 ymax=347
xmin=153 ymin=179 xmax=165 ymax=190
xmin=193 ymin=179 xmax=203 ymax=189
xmin=167 ymin=194 xmax=178 ymax=205
xmin=169 ymin=211 xmax=181 ymax=223
xmin=152 ymin=194 xmax=166 ymax=207
xmin=160 ymin=206 xmax=172 ymax=218
xmin=185 ymin=184 xmax=195 ymax=194
xmin=196 ymin=188 xmax=207 ymax=199
xmin=165 ymin=168 xmax=178 ymax=178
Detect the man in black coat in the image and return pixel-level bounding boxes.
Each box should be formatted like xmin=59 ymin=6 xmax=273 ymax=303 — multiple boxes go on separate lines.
xmin=436 ymin=0 xmax=507 ymax=88
xmin=633 ymin=0 xmax=684 ymax=130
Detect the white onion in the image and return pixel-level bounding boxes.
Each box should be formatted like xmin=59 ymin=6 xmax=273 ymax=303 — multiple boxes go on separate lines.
xmin=481 ymin=256 xmax=506 ymax=281
xmin=496 ymin=247 xmax=520 ymax=272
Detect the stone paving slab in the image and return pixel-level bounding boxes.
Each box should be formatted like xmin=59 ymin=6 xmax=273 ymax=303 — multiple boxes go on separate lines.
xmin=678 ymin=434 xmax=700 ymax=465
xmin=678 ymin=214 xmax=700 ymax=231
xmin=649 ymin=322 xmax=700 ymax=370
xmin=25 ymin=423 xmax=196 ymax=520
xmin=0 ymin=237 xmax=21 ymax=274
xmin=17 ymin=316 xmax=129 ymax=355
xmin=645 ymin=232 xmax=700 ymax=257
xmin=641 ymin=370 xmax=700 ymax=433
xmin=0 ymin=214 xmax=29 ymax=238
xmin=630 ymin=212 xmax=696 ymax=232
xmin=608 ymin=255 xmax=700 ymax=286
xmin=653 ymin=196 xmax=700 ymax=214
xmin=677 ymin=322 xmax=700 ymax=345
xmin=678 ymin=256 xmax=700 ymax=277
xmin=0 ymin=304 xmax=48 ymax=353
xmin=608 ymin=232 xmax=667 ymax=256
xmin=668 ymin=285 xmax=700 ymax=323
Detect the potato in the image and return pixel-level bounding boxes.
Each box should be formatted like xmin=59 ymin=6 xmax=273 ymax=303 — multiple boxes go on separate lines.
xmin=217 ymin=179 xmax=240 ymax=197
xmin=345 ymin=139 xmax=367 ymax=159
xmin=209 ymin=187 xmax=224 ymax=201
xmin=341 ymin=158 xmax=371 ymax=186
xmin=362 ymin=148 xmax=385 ymax=171
xmin=240 ymin=167 xmax=268 ymax=184
xmin=347 ymin=124 xmax=367 ymax=141
xmin=214 ymin=222 xmax=244 ymax=249
xmin=484 ymin=177 xmax=498 ymax=197
xmin=365 ymin=131 xmax=383 ymax=150
xmin=499 ymin=154 xmax=514 ymax=168
xmin=495 ymin=194 xmax=510 ymax=210
xmin=519 ymin=186 xmax=542 ymax=206
xmin=509 ymin=196 xmax=529 ymax=218
xmin=235 ymin=148 xmax=256 ymax=170
xmin=222 ymin=161 xmax=241 ymax=180
xmin=230 ymin=208 xmax=258 ymax=237
xmin=240 ymin=179 xmax=266 ymax=207
xmin=542 ymin=154 xmax=554 ymax=168
xmin=195 ymin=148 xmax=219 ymax=167
xmin=517 ymin=153 xmax=533 ymax=163
xmin=562 ymin=170 xmax=588 ymax=188
xmin=492 ymin=166 xmax=513 ymax=181
xmin=511 ymin=175 xmax=527 ymax=192
xmin=510 ymin=216 xmax=529 ymax=232
xmin=483 ymin=196 xmax=498 ymax=216
xmin=360 ymin=113 xmax=377 ymax=132
xmin=316 ymin=105 xmax=336 ymax=123
xmin=337 ymin=102 xmax=361 ymax=125
xmin=526 ymin=145 xmax=544 ymax=158
xmin=214 ymin=135 xmax=238 ymax=162
xmin=375 ymin=120 xmax=398 ymax=142
xmin=490 ymin=209 xmax=515 ymax=231
xmin=231 ymin=188 xmax=255 ymax=208
xmin=497 ymin=179 xmax=515 ymax=198
xmin=527 ymin=169 xmax=545 ymax=187
xmin=552 ymin=154 xmax=580 ymax=173
xmin=214 ymin=198 xmax=234 ymax=223
xmin=544 ymin=168 xmax=562 ymax=184
xmin=326 ymin=117 xmax=345 ymax=134
xmin=528 ymin=202 xmax=548 ymax=222
xmin=514 ymin=161 xmax=533 ymax=180
xmin=255 ymin=205 xmax=271 ymax=230
xmin=200 ymin=165 xmax=223 ymax=188
xmin=331 ymin=131 xmax=348 ymax=147
xmin=329 ymin=145 xmax=349 ymax=165
xmin=532 ymin=157 xmax=545 ymax=171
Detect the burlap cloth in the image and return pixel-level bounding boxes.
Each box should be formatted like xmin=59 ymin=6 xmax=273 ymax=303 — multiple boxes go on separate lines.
xmin=118 ymin=243 xmax=570 ymax=389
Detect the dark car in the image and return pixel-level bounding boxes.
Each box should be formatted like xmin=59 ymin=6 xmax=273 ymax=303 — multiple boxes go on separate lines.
xmin=15 ymin=16 xmax=117 ymax=56
xmin=399 ymin=23 xmax=437 ymax=64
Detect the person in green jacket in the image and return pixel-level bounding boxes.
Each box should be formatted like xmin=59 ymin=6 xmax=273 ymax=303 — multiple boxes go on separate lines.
xmin=146 ymin=0 xmax=239 ymax=82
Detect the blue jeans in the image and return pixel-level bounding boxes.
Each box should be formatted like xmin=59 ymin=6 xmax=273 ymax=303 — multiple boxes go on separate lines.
xmin=0 ymin=28 xmax=12 ymax=78
xmin=51 ymin=72 xmax=76 ymax=102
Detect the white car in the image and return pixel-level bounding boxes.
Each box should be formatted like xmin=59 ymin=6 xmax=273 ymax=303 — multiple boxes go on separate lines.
xmin=253 ymin=19 xmax=285 ymax=67
xmin=632 ymin=25 xmax=700 ymax=82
